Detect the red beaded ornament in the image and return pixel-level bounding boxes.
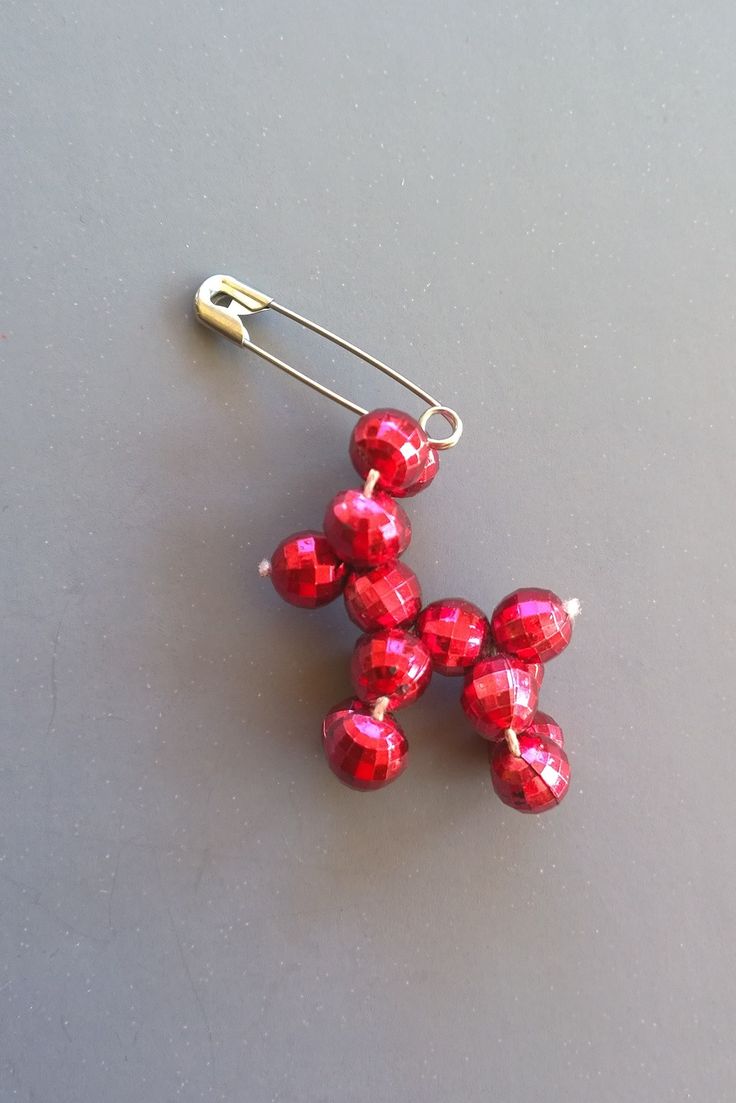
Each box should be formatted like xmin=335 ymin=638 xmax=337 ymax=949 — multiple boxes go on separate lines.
xmin=490 ymin=733 xmax=571 ymax=813
xmin=324 ymin=486 xmax=411 ymax=566
xmin=417 ymin=597 xmax=489 ymax=675
xmin=344 ymin=560 xmax=422 ymax=631
xmin=196 ymin=273 xmax=581 ymax=811
xmin=324 ymin=709 xmax=409 ymax=791
xmin=351 ymin=627 xmax=432 ymax=710
xmin=491 ymin=587 xmax=578 ymax=663
xmin=266 ymin=530 xmax=348 ymax=608
xmin=350 ymin=407 xmax=430 ymax=493
xmin=461 ymin=655 xmax=541 ymax=740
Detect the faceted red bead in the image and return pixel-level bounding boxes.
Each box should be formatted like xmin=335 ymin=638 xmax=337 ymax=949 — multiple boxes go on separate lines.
xmin=491 ymin=587 xmax=574 ymax=663
xmin=416 ymin=597 xmax=489 ymax=675
xmin=489 ymin=734 xmax=571 ymax=813
xmin=349 ymin=407 xmax=430 ymax=493
xmin=390 ymin=447 xmax=440 ymax=498
xmin=323 ymin=710 xmax=409 ymax=790
xmin=344 ymin=561 xmax=422 ymax=632
xmin=268 ymin=530 xmax=348 ymax=608
xmin=324 ymin=488 xmax=411 ymax=566
xmin=461 ymin=655 xmax=540 ymax=740
xmin=351 ymin=628 xmax=432 ymax=710
xmin=526 ymin=710 xmax=565 ymax=748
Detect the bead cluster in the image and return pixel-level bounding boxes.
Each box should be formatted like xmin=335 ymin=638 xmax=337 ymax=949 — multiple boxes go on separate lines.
xmin=261 ymin=408 xmax=579 ymax=813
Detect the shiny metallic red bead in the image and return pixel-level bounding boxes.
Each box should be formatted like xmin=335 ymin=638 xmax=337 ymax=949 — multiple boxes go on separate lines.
xmin=526 ymin=710 xmax=565 ymax=748
xmin=416 ymin=597 xmax=489 ymax=675
xmin=390 ymin=447 xmax=440 ymax=498
xmin=344 ymin=561 xmax=422 ymax=632
xmin=349 ymin=408 xmax=430 ymax=493
xmin=491 ymin=587 xmax=574 ymax=663
xmin=323 ymin=709 xmax=408 ymax=790
xmin=268 ymin=530 xmax=348 ymax=608
xmin=461 ymin=655 xmax=540 ymax=740
xmin=489 ymin=734 xmax=571 ymax=813
xmin=351 ymin=628 xmax=432 ymax=710
xmin=324 ymin=488 xmax=411 ymax=566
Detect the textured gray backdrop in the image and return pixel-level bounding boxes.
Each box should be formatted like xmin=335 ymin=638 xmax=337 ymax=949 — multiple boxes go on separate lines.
xmin=2 ymin=2 xmax=735 ymax=1101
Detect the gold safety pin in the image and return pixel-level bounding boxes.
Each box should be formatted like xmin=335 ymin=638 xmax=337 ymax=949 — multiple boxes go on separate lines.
xmin=193 ymin=275 xmax=463 ymax=450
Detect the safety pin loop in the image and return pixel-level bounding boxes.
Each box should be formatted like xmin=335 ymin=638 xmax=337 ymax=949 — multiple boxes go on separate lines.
xmin=194 ymin=275 xmax=462 ymax=449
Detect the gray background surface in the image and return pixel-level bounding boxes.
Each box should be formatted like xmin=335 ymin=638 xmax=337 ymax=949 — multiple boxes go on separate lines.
xmin=2 ymin=2 xmax=735 ymax=1100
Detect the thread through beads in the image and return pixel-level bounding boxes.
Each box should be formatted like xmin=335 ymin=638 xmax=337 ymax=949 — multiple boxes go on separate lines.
xmin=258 ymin=559 xmax=272 ymax=577
xmin=505 ymin=728 xmax=521 ymax=757
xmin=371 ymin=696 xmax=390 ymax=722
xmin=363 ymin=469 xmax=380 ymax=498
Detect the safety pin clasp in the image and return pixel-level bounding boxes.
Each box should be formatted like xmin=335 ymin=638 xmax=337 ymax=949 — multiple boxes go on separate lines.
xmin=194 ymin=275 xmax=273 ymax=345
xmin=193 ymin=274 xmax=463 ymax=449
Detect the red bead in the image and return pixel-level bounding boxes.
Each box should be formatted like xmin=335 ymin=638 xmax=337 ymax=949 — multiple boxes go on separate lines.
xmin=268 ymin=530 xmax=348 ymax=608
xmin=491 ymin=587 xmax=574 ymax=663
xmin=324 ymin=488 xmax=411 ymax=566
xmin=349 ymin=408 xmax=430 ymax=493
xmin=527 ymin=710 xmax=565 ymax=748
xmin=461 ymin=655 xmax=540 ymax=740
xmin=390 ymin=447 xmax=440 ymax=498
xmin=344 ymin=561 xmax=422 ymax=632
xmin=416 ymin=598 xmax=489 ymax=675
xmin=490 ymin=734 xmax=571 ymax=813
xmin=323 ymin=710 xmax=408 ymax=790
xmin=351 ymin=628 xmax=432 ymax=710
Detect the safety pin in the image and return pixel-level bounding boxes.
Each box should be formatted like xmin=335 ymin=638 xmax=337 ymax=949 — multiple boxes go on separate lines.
xmin=193 ymin=274 xmax=463 ymax=449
